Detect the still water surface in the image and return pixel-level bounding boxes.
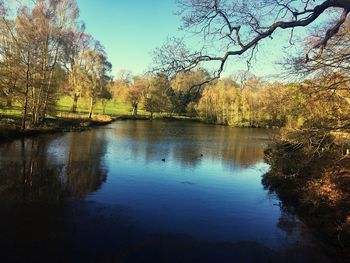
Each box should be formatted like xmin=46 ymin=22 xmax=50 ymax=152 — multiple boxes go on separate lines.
xmin=0 ymin=121 xmax=330 ymax=262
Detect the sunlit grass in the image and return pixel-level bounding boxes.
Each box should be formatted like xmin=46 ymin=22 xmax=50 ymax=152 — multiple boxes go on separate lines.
xmin=0 ymin=96 xmax=148 ymax=118
xmin=0 ymin=96 xmax=191 ymax=129
xmin=0 ymin=106 xmax=22 ymax=117
xmin=56 ymin=96 xmax=148 ymax=116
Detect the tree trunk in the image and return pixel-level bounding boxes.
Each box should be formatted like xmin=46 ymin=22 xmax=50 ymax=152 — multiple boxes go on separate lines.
xmin=88 ymin=97 xmax=94 ymax=119
xmin=40 ymin=40 xmax=59 ymax=126
xmin=21 ymin=59 xmax=30 ymax=132
xmin=72 ymin=94 xmax=79 ymax=113
xmin=132 ymin=104 xmax=138 ymax=116
xmin=102 ymin=101 xmax=107 ymax=115
xmin=6 ymin=98 xmax=12 ymax=108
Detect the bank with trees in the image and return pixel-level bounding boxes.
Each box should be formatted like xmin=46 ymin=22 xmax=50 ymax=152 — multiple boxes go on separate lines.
xmin=0 ymin=0 xmax=112 ymax=132
xmin=150 ymin=0 xmax=350 ymax=260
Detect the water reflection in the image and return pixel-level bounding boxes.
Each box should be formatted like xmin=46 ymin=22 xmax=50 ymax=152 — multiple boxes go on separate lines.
xmin=111 ymin=120 xmax=271 ymax=169
xmin=64 ymin=131 xmax=108 ymax=197
xmin=0 ymin=130 xmax=108 ymax=202
xmin=0 ymin=121 xmax=331 ymax=262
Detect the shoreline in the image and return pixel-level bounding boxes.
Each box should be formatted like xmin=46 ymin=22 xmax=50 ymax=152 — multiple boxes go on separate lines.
xmin=114 ymin=114 xmax=279 ymax=127
xmin=0 ymin=114 xmax=197 ymax=143
xmin=114 ymin=115 xmax=201 ymax=122
xmin=262 ymin=142 xmax=350 ymax=262
xmin=0 ymin=116 xmax=113 ymax=143
xmin=0 ymin=113 xmax=280 ymax=143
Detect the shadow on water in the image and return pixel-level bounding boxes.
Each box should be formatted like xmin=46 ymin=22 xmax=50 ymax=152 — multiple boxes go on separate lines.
xmin=0 ymin=130 xmax=108 ymax=202
xmin=0 ymin=201 xmax=330 ymax=263
xmin=0 ymin=121 xmax=332 ymax=262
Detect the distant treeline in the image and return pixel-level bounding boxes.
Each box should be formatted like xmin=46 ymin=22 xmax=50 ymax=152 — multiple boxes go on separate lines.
xmin=1 ymin=0 xmax=348 ymax=133
xmin=112 ymin=69 xmax=349 ymax=130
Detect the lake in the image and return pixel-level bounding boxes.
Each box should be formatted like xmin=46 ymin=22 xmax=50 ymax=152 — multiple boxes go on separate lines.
xmin=0 ymin=120 xmax=331 ymax=262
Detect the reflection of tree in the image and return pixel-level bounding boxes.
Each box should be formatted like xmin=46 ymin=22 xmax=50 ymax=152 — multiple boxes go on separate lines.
xmin=273 ymin=206 xmax=326 ymax=258
xmin=0 ymin=138 xmax=63 ymax=202
xmin=112 ymin=121 xmax=273 ymax=169
xmin=0 ymin=129 xmax=108 ymax=202
xmin=215 ymin=127 xmax=268 ymax=168
xmin=277 ymin=210 xmax=298 ymax=236
xmin=64 ymin=130 xmax=108 ymax=197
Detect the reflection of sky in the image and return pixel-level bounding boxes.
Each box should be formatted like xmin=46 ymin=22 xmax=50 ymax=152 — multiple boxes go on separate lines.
xmin=94 ymin=157 xmax=286 ymax=249
xmin=85 ymin=121 xmax=295 ymax=249
xmin=0 ymin=121 xmax=330 ymax=261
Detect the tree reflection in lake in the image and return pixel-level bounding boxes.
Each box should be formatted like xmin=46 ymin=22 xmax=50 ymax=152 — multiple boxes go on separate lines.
xmin=0 ymin=129 xmax=108 ymax=202
xmin=64 ymin=131 xmax=108 ymax=197
xmin=0 ymin=121 xmax=332 ymax=263
xmin=111 ymin=120 xmax=271 ymax=169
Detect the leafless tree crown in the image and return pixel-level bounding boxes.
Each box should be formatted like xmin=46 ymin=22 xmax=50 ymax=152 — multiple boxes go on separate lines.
xmin=154 ymin=0 xmax=350 ymax=80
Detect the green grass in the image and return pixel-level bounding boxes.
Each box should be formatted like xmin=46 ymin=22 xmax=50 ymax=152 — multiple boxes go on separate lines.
xmin=0 ymin=96 xmax=148 ymax=117
xmin=0 ymin=96 xmax=199 ymax=141
xmin=0 ymin=97 xmax=140 ymax=121
xmin=0 ymin=96 xmax=193 ymax=128
xmin=56 ymin=96 xmax=148 ymax=117
xmin=0 ymin=106 xmax=22 ymax=117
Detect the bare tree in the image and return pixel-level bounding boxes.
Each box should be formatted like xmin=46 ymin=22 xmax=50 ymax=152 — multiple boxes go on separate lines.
xmin=1 ymin=0 xmax=82 ymax=129
xmin=154 ymin=0 xmax=350 ymax=82
xmin=287 ymin=18 xmax=350 ymax=131
xmin=81 ymin=43 xmax=112 ymax=119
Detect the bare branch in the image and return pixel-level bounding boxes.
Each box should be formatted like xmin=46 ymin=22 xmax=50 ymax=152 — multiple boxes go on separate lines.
xmin=156 ymin=0 xmax=350 ymax=81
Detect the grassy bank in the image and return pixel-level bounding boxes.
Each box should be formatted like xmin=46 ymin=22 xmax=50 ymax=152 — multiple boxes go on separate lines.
xmin=0 ymin=97 xmax=202 ymax=142
xmin=0 ymin=97 xmax=127 ymax=142
xmin=0 ymin=96 xmax=147 ymax=118
xmin=0 ymin=113 xmax=113 ymax=142
xmin=263 ymin=131 xmax=350 ymax=262
xmin=1 ymin=96 xmax=275 ymax=136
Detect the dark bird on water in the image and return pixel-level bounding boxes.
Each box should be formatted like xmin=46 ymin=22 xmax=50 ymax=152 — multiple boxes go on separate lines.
xmin=200 ymin=154 xmax=204 ymax=157
xmin=162 ymin=158 xmax=166 ymax=162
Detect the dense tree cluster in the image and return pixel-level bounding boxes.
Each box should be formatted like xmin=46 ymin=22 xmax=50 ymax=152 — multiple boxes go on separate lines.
xmin=113 ymin=68 xmax=349 ymax=130
xmin=0 ymin=0 xmax=112 ymax=130
xmin=151 ymin=0 xmax=350 ymax=132
xmin=197 ymin=78 xmax=349 ymax=129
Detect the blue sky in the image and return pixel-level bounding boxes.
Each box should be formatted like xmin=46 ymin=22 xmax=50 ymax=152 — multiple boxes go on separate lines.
xmin=76 ymin=0 xmax=304 ymax=79
xmin=76 ymin=0 xmax=182 ymax=77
